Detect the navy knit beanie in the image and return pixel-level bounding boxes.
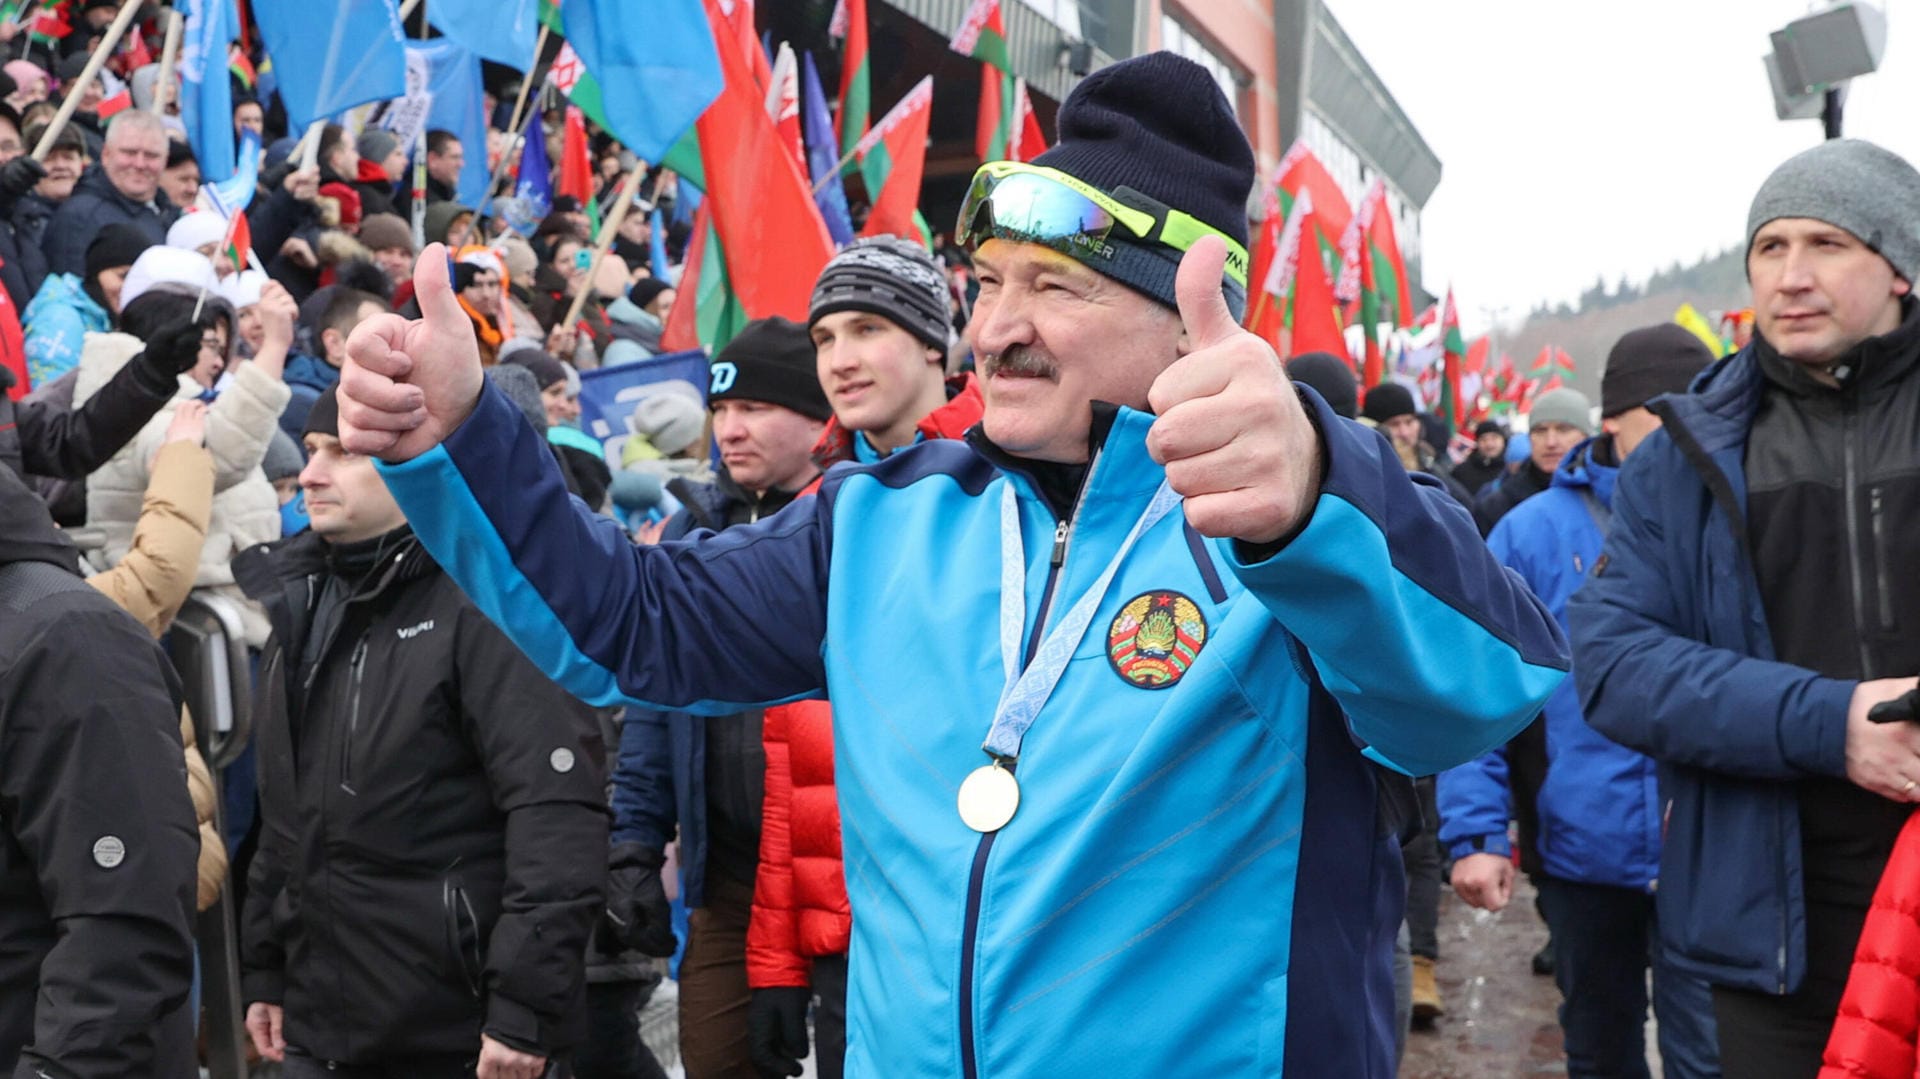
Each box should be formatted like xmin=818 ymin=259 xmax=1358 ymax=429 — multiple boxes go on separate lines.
xmin=1030 ymin=51 xmax=1255 ymax=320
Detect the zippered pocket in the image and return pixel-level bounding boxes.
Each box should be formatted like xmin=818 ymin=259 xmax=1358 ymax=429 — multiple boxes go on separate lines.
xmin=442 ymin=876 xmax=484 ymax=998
xmin=1871 ymin=486 xmax=1896 ymax=633
xmin=339 ymin=637 xmax=369 ymax=796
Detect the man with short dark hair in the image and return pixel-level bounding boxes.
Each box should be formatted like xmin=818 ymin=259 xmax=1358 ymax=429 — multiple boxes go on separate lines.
xmin=239 ymin=387 xmax=608 ymax=1079
xmin=1573 ymin=138 xmax=1920 ymax=1076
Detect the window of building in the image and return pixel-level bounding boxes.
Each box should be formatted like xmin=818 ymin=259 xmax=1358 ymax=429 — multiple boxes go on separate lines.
xmin=1027 ymin=0 xmax=1084 ymax=38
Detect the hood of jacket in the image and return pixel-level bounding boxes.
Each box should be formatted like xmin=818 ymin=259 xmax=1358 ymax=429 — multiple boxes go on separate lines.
xmin=1549 ymin=435 xmax=1619 ymax=508
xmin=0 ymin=466 xmax=79 ymax=573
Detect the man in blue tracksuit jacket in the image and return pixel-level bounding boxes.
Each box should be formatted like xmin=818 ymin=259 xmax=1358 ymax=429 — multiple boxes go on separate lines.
xmin=1571 ymin=140 xmax=1920 ymax=1077
xmin=1440 ymin=324 xmax=1717 ymax=1078
xmin=335 ymin=54 xmax=1567 ymax=1077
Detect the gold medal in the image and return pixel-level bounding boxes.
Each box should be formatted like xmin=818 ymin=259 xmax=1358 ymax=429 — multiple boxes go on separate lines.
xmin=957 ymin=763 xmax=1021 ymax=833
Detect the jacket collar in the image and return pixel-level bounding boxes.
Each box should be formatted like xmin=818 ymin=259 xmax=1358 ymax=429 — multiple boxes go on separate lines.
xmin=966 ymin=402 xmax=1165 ymax=522
xmin=812 ymin=373 xmax=986 ymax=469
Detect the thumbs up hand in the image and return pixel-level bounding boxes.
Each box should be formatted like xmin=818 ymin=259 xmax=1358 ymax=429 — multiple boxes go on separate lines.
xmin=1146 ymin=236 xmax=1322 ymax=545
xmin=337 ymin=243 xmax=485 ymax=462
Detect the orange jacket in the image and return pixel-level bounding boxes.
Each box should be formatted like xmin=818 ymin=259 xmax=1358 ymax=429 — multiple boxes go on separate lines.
xmin=1822 ymin=808 xmax=1920 ymax=1079
xmin=744 ymin=374 xmax=983 ymax=988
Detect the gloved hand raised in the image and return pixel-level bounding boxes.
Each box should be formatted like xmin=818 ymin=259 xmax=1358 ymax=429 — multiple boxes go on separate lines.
xmin=747 ymin=986 xmax=810 ymax=1078
xmin=0 ymin=155 xmax=46 ymax=201
xmin=133 ymin=320 xmax=213 ymax=386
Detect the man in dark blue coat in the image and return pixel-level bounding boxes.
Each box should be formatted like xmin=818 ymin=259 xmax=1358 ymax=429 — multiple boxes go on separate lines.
xmin=1572 ymin=139 xmax=1920 ymax=1078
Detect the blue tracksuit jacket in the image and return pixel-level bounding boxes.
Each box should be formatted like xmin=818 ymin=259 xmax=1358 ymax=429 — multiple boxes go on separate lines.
xmin=1439 ymin=437 xmax=1663 ymax=889
xmin=379 ymin=381 xmax=1567 ymax=1077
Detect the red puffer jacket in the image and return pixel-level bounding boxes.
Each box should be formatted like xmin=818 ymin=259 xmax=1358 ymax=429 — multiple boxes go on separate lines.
xmin=744 ymin=375 xmax=983 ymax=988
xmin=1821 ymin=808 xmax=1920 ymax=1079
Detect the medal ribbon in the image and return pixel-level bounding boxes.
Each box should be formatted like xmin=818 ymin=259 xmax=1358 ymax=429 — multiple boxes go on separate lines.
xmin=987 ymin=478 xmax=1180 ymax=760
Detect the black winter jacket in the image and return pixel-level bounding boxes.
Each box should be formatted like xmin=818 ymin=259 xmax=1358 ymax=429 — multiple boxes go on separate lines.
xmin=0 ymin=471 xmax=199 ymax=1078
xmin=236 ymin=528 xmax=608 ymax=1063
xmin=0 ymin=343 xmax=175 ymax=480
xmin=42 ymin=166 xmax=177 ymax=278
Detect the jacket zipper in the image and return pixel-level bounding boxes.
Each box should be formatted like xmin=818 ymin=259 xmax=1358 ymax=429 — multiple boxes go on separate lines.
xmin=338 ymin=637 xmax=368 ymax=796
xmin=1841 ymin=405 xmax=1875 ymax=677
xmin=1871 ymin=485 xmax=1895 ymax=632
xmin=958 ymin=463 xmax=1093 ymax=1079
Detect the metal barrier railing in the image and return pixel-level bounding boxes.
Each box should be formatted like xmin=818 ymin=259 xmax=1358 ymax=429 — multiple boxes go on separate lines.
xmin=164 ymin=590 xmax=254 ymax=1079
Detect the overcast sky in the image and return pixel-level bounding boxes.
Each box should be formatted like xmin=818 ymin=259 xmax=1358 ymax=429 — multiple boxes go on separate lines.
xmin=1320 ymin=0 xmax=1920 ymax=333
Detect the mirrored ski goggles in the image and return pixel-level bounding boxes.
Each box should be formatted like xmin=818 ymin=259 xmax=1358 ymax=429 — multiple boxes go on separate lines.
xmin=957 ymin=161 xmax=1249 ymax=289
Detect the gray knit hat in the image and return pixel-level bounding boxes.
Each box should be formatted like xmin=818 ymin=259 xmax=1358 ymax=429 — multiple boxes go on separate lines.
xmin=1527 ymin=387 xmax=1595 ymax=436
xmin=808 ymin=237 xmax=953 ymax=351
xmin=357 ymin=128 xmax=401 ymax=166
xmin=1746 ymin=139 xmax=1920 ymax=283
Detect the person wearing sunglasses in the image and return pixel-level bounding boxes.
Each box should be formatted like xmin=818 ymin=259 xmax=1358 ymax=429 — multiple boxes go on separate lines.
xmin=336 ymin=52 xmax=1566 ymax=1077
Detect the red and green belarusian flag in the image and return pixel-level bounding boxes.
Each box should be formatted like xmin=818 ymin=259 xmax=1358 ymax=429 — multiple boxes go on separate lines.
xmin=1529 ymin=345 xmax=1576 ymax=393
xmin=1246 ymin=178 xmax=1344 ymax=360
xmin=831 ymin=0 xmax=870 ymax=159
xmin=950 ymin=0 xmax=1015 ymax=162
xmin=1439 ymin=286 xmax=1467 ymax=434
xmin=1336 ymin=179 xmax=1418 ymax=386
xmin=1276 ymin=142 xmax=1353 ymax=257
xmin=661 ymin=0 xmax=834 ymax=351
xmin=855 ymin=76 xmax=933 ymax=244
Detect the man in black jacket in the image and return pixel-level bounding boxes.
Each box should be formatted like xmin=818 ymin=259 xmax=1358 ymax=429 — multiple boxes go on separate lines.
xmin=238 ymin=387 xmax=608 ymax=1079
xmin=42 ymin=109 xmax=177 ymax=278
xmin=1452 ymin=420 xmax=1509 ymax=496
xmin=0 ymin=467 xmax=200 ymax=1078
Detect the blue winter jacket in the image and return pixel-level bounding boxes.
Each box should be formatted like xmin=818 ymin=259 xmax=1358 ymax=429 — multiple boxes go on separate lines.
xmin=22 ymin=273 xmax=109 ymax=388
xmin=380 ymin=382 xmax=1568 ymax=1078
xmin=608 ymin=479 xmax=750 ymax=908
xmin=1570 ymin=349 xmax=1857 ymax=996
xmin=1439 ymin=437 xmax=1661 ymax=889
xmin=279 ymin=352 xmax=339 ymax=443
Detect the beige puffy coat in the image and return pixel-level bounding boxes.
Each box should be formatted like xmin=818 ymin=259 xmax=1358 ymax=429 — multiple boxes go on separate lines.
xmin=74 ymin=331 xmax=290 ymax=647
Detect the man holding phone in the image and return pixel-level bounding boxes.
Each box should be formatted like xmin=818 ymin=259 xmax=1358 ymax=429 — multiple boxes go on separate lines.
xmin=1572 ymin=138 xmax=1920 ymax=1077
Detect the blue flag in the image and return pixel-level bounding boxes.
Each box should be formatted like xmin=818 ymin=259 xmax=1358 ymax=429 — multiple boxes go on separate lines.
xmin=494 ymin=116 xmax=552 ymax=236
xmin=178 ymin=0 xmax=234 ymax=182
xmin=254 ymin=0 xmax=408 ymax=133
xmin=203 ymin=130 xmax=261 ymax=217
xmin=673 ymin=175 xmax=701 ymax=228
xmin=802 ymin=52 xmax=854 ymax=246
xmin=427 ymin=0 xmax=539 ymax=69
xmin=411 ymin=40 xmax=491 ymax=209
xmin=648 ymin=207 xmax=670 ymax=281
xmin=560 ymin=0 xmax=721 ymax=165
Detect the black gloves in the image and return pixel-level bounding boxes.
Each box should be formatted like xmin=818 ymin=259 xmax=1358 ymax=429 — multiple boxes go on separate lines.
xmin=602 ymin=842 xmax=676 ymax=958
xmin=130 ymin=319 xmax=211 ymax=388
xmin=747 ymin=986 xmax=811 ymax=1078
xmin=0 ymin=155 xmax=45 ymax=201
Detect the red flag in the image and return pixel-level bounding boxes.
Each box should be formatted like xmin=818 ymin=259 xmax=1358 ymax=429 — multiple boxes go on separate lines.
xmin=121 ymin=26 xmax=152 ymax=72
xmin=1439 ymin=287 xmax=1466 ymax=433
xmin=1244 ymin=182 xmax=1283 ymax=341
xmin=557 ymin=105 xmax=594 ymax=207
xmin=855 ymin=77 xmax=932 ymax=242
xmin=1364 ymin=185 xmax=1415 ymax=328
xmin=1289 ymin=219 xmax=1347 ymax=359
xmin=1275 ymin=142 xmax=1352 ymax=255
xmin=694 ymin=0 xmax=834 ymax=322
xmin=832 ymin=0 xmax=870 ymax=158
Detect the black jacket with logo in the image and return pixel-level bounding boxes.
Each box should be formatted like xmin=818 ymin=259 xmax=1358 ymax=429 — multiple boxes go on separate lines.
xmin=236 ymin=528 xmax=608 ymax=1063
xmin=0 ymin=471 xmax=198 ymax=1078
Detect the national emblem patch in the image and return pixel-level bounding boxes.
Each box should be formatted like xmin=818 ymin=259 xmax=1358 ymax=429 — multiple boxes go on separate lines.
xmin=1107 ymin=591 xmax=1208 ymax=689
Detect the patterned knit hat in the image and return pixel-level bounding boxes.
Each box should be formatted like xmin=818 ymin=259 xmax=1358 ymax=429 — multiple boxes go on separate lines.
xmin=809 ymin=237 xmax=953 ymax=351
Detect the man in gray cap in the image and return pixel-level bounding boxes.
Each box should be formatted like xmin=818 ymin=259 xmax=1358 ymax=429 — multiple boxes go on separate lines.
xmin=1473 ymin=385 xmax=1594 ymax=535
xmin=1571 ymin=138 xmax=1920 ymax=1076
